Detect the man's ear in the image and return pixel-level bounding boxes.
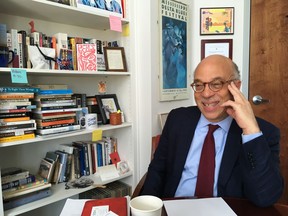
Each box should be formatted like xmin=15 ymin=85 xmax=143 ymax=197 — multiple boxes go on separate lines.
xmin=234 ymin=80 xmax=242 ymax=89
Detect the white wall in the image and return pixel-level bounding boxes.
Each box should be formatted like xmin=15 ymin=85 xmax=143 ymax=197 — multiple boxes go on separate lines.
xmin=138 ymin=0 xmax=250 ymax=178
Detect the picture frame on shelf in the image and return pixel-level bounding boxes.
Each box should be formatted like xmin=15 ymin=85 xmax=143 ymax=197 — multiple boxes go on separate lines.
xmin=103 ymin=47 xmax=127 ymax=72
xmin=95 ymin=94 xmax=121 ymax=124
xmin=201 ymin=39 xmax=233 ymax=60
xmin=200 ymin=7 xmax=234 ymax=35
xmin=159 ymin=112 xmax=169 ymax=130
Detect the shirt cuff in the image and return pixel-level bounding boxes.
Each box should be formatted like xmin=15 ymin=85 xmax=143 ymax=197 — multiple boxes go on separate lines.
xmin=242 ymin=131 xmax=263 ymax=144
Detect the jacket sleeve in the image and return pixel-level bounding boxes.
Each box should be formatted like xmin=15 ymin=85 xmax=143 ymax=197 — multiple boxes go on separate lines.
xmin=240 ymin=118 xmax=283 ymax=207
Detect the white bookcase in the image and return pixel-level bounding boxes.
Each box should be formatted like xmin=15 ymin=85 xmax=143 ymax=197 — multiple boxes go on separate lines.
xmin=0 ymin=0 xmax=136 ymax=215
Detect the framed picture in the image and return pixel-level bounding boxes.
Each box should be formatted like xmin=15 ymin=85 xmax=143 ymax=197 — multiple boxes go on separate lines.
xmin=103 ymin=47 xmax=127 ymax=72
xmin=201 ymin=39 xmax=233 ymax=60
xmin=200 ymin=7 xmax=234 ymax=35
xmin=159 ymin=0 xmax=189 ymax=101
xmin=159 ymin=112 xmax=169 ymax=130
xmin=95 ymin=94 xmax=121 ymax=124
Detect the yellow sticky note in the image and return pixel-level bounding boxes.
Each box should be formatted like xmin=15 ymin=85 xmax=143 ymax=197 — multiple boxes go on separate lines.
xmin=92 ymin=129 xmax=103 ymax=141
xmin=122 ymin=24 xmax=130 ymax=37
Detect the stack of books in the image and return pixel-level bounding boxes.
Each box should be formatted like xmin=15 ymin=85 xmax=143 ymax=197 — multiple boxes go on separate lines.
xmin=32 ymin=84 xmax=82 ymax=135
xmin=79 ymin=180 xmax=131 ymax=199
xmin=1 ymin=167 xmax=52 ymax=210
xmin=0 ymin=86 xmax=39 ymax=143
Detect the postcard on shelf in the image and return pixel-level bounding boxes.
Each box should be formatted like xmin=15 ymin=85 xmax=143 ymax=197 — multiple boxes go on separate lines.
xmin=97 ymin=164 xmax=119 ymax=182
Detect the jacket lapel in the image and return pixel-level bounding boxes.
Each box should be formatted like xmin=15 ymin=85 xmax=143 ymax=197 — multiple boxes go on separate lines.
xmin=217 ymin=120 xmax=242 ymax=191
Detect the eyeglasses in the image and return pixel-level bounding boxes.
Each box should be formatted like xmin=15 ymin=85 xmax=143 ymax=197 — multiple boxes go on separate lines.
xmin=190 ymin=78 xmax=235 ymax=93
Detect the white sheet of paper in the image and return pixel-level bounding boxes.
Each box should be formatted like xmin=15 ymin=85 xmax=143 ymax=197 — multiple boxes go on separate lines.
xmin=98 ymin=164 xmax=120 ymax=181
xmin=163 ymin=197 xmax=237 ymax=216
xmin=59 ymin=198 xmax=90 ymax=216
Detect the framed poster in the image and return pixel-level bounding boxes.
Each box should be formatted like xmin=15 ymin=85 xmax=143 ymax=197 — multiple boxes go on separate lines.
xmin=201 ymin=39 xmax=233 ymax=60
xmin=200 ymin=7 xmax=234 ymax=35
xmin=159 ymin=0 xmax=189 ymax=101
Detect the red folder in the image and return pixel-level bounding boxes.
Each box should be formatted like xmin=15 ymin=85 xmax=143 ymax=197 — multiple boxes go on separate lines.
xmin=81 ymin=197 xmax=127 ymax=216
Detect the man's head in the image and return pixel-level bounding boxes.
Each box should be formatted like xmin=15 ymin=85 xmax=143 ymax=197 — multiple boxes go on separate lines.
xmin=191 ymin=55 xmax=241 ymax=122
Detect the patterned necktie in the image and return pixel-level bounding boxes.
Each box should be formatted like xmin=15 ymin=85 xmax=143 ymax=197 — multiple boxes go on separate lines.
xmin=195 ymin=124 xmax=219 ymax=197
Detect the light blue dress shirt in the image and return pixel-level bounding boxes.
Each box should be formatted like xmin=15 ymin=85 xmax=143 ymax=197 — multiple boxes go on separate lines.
xmin=175 ymin=114 xmax=262 ymax=197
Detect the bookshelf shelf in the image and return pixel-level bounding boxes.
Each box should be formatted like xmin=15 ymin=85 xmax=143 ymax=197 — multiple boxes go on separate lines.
xmin=4 ymin=170 xmax=133 ymax=216
xmin=0 ymin=69 xmax=131 ymax=77
xmin=0 ymin=122 xmax=132 ymax=148
xmin=0 ymin=0 xmax=129 ymax=30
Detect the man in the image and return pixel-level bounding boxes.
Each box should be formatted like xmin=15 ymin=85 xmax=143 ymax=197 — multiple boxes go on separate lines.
xmin=141 ymin=55 xmax=283 ymax=207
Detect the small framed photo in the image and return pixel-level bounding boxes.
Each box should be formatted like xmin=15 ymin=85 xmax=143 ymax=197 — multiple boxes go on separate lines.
xmin=200 ymin=7 xmax=234 ymax=35
xmin=103 ymin=47 xmax=128 ymax=72
xmin=159 ymin=112 xmax=169 ymax=130
xmin=95 ymin=94 xmax=121 ymax=124
xmin=201 ymin=39 xmax=233 ymax=60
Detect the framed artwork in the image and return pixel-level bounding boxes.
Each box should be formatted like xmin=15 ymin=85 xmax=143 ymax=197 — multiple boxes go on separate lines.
xmin=200 ymin=7 xmax=234 ymax=35
xmin=103 ymin=47 xmax=127 ymax=72
xmin=159 ymin=112 xmax=169 ymax=130
xmin=201 ymin=39 xmax=233 ymax=60
xmin=95 ymin=94 xmax=121 ymax=124
xmin=159 ymin=0 xmax=189 ymax=101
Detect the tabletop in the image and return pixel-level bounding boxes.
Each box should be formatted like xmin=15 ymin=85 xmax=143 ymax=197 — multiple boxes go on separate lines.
xmin=161 ymin=197 xmax=288 ymax=216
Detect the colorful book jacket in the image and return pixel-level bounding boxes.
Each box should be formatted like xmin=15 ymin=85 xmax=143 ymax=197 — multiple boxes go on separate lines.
xmin=76 ymin=44 xmax=97 ymax=71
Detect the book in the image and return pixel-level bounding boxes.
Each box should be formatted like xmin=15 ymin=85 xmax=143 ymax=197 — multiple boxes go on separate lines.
xmin=55 ymin=150 xmax=69 ymax=182
xmin=0 ymin=86 xmax=40 ymax=93
xmin=0 ymin=116 xmax=30 ymax=122
xmin=37 ymin=89 xmax=73 ymax=95
xmin=33 ymin=111 xmax=76 ymax=120
xmin=0 ymin=108 xmax=32 ymax=114
xmin=36 ymin=118 xmax=75 ymax=127
xmin=0 ymin=130 xmax=34 ymax=139
xmin=0 ymin=101 xmax=32 ymax=108
xmin=3 ymin=188 xmax=52 ymax=211
xmin=38 ymin=158 xmax=55 ymax=183
xmin=32 ymin=84 xmax=68 ymax=90
xmin=0 ymin=119 xmax=35 ymax=126
xmin=0 ymin=122 xmax=36 ymax=131
xmin=33 ymin=107 xmax=83 ymax=114
xmin=76 ymin=43 xmax=97 ymax=71
xmin=4 ymin=175 xmax=47 ymax=193
xmin=2 ymin=174 xmax=36 ymax=191
xmin=3 ymin=182 xmax=51 ymax=200
xmin=0 ymin=92 xmax=34 ymax=99
xmin=0 ymin=133 xmax=35 ymax=143
xmin=35 ymin=124 xmax=81 ymax=135
xmin=81 ymin=197 xmax=128 ymax=216
xmin=1 ymin=168 xmax=30 ymax=184
xmin=79 ymin=181 xmax=131 ymax=199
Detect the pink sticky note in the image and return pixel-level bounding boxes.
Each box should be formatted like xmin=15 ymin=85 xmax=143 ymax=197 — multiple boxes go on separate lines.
xmin=109 ymin=15 xmax=122 ymax=32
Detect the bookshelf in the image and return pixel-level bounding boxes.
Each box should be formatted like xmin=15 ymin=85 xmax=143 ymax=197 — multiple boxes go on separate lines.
xmin=0 ymin=0 xmax=135 ymax=215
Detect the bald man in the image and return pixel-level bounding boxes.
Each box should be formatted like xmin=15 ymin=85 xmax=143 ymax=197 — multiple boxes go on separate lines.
xmin=141 ymin=55 xmax=283 ymax=207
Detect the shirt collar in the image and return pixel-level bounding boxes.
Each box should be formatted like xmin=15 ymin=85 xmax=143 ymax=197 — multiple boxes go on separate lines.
xmin=198 ymin=114 xmax=233 ymax=133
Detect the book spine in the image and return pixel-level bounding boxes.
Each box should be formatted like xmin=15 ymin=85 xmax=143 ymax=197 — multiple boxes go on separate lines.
xmin=1 ymin=171 xmax=30 ymax=184
xmin=17 ymin=33 xmax=24 ymax=68
xmin=4 ymin=188 xmax=52 ymax=211
xmin=0 ymin=130 xmax=34 ymax=138
xmin=0 ymin=133 xmax=35 ymax=143
xmin=39 ymin=105 xmax=77 ymax=111
xmin=34 ymin=107 xmax=82 ymax=114
xmin=0 ymin=119 xmax=35 ymax=126
xmin=0 ymin=116 xmax=30 ymax=122
xmin=0 ymin=94 xmax=34 ymax=99
xmin=0 ymin=87 xmax=40 ymax=93
xmin=11 ymin=28 xmax=20 ymax=68
xmin=1 ymin=175 xmax=36 ymax=191
xmin=38 ymin=89 xmax=73 ymax=95
xmin=36 ymin=124 xmax=80 ymax=135
xmin=0 ymin=123 xmax=36 ymax=131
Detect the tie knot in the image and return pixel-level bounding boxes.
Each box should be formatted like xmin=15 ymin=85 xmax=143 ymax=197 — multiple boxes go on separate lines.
xmin=208 ymin=124 xmax=219 ymax=133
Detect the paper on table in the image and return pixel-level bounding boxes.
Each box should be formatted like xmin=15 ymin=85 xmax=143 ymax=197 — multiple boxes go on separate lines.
xmin=59 ymin=198 xmax=90 ymax=216
xmin=163 ymin=197 xmax=237 ymax=216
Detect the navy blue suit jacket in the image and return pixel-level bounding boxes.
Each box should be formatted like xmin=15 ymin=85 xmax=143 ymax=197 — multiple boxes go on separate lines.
xmin=141 ymin=106 xmax=283 ymax=207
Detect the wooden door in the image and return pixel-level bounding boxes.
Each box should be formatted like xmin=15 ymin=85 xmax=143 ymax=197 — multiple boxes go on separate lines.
xmin=249 ymin=0 xmax=288 ymax=204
